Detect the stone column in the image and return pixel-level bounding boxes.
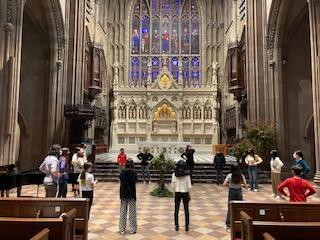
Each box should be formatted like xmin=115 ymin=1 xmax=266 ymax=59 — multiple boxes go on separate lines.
xmin=0 ymin=1 xmax=25 ymax=166
xmin=245 ymin=0 xmax=266 ymax=122
xmin=146 ymin=61 xmax=152 ymax=141
xmin=308 ymin=0 xmax=320 ymax=195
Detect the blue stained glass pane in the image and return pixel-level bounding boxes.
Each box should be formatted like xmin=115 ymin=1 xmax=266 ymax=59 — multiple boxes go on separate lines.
xmin=152 ymin=17 xmax=160 ymax=54
xmin=132 ymin=16 xmax=140 ymax=54
xmin=141 ymin=57 xmax=148 ymax=86
xmin=171 ymin=18 xmax=179 ymax=54
xmin=171 ymin=57 xmax=179 ymax=80
xmin=141 ymin=16 xmax=150 ymax=54
xmin=161 ymin=0 xmax=170 ymax=16
xmin=191 ymin=15 xmax=199 ymax=54
xmin=131 ymin=57 xmax=140 ymax=86
xmin=152 ymin=57 xmax=160 ymax=81
xmin=152 ymin=0 xmax=160 ymax=15
xmin=161 ymin=16 xmax=170 ymax=53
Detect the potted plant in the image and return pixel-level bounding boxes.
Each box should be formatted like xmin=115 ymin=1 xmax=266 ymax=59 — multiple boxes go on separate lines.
xmin=150 ymin=148 xmax=175 ymax=197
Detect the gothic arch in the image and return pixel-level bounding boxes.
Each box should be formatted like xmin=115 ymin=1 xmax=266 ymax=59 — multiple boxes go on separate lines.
xmin=266 ymin=0 xmax=314 ymax=173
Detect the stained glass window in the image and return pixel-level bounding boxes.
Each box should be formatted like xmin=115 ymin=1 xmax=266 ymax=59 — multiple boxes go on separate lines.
xmin=171 ymin=57 xmax=179 ymax=80
xmin=130 ymin=0 xmax=201 ymax=86
xmin=152 ymin=57 xmax=160 ymax=81
xmin=191 ymin=57 xmax=200 ymax=86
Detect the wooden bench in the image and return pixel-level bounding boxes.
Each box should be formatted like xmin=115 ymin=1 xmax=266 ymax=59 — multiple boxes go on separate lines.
xmin=0 ymin=208 xmax=76 ymax=240
xmin=240 ymin=210 xmax=320 ymax=240
xmin=30 ymin=228 xmax=50 ymax=240
xmin=230 ymin=201 xmax=320 ymax=240
xmin=0 ymin=198 xmax=89 ymax=240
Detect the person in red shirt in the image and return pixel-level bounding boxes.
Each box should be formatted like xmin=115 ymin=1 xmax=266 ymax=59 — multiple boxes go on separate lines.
xmin=277 ymin=165 xmax=316 ymax=202
xmin=117 ymin=148 xmax=127 ymax=171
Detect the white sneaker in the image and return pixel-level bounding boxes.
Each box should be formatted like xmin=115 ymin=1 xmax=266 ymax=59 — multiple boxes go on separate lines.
xmin=276 ymin=195 xmax=281 ymax=199
xmin=120 ymin=231 xmax=125 ymax=234
xmin=271 ymin=193 xmax=276 ymax=198
xmin=143 ymin=181 xmax=146 ymax=184
xmin=253 ymin=189 xmax=258 ymax=192
xmin=148 ymin=181 xmax=151 ymax=184
xmin=248 ymin=188 xmax=252 ymax=191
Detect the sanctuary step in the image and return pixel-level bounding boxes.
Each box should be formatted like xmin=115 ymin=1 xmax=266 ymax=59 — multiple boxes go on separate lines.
xmin=92 ymin=162 xmax=271 ymax=184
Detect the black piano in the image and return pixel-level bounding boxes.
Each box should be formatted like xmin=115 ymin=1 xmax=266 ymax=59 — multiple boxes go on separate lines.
xmin=0 ymin=165 xmax=45 ymax=197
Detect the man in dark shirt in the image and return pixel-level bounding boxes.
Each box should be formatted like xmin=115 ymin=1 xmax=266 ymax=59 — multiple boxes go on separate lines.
xmin=214 ymin=148 xmax=226 ymax=185
xmin=181 ymin=145 xmax=195 ymax=184
xmin=137 ymin=148 xmax=153 ymax=184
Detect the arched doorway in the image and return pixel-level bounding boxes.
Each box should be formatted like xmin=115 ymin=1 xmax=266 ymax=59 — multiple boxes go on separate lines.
xmin=269 ymin=0 xmax=315 ymax=174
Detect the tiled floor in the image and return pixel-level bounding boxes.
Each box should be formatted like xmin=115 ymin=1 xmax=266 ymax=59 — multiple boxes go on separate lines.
xmin=12 ymin=182 xmax=320 ymax=240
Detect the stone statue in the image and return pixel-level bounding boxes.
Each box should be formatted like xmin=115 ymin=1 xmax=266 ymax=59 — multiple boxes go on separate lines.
xmin=113 ymin=62 xmax=120 ymax=86
xmin=210 ymin=61 xmax=220 ymax=86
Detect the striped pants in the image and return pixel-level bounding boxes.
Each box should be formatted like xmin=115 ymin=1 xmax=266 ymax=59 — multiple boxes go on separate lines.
xmin=119 ymin=199 xmax=137 ymax=233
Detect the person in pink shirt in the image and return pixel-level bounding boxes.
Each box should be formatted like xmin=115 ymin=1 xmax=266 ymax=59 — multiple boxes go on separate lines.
xmin=277 ymin=165 xmax=316 ymax=202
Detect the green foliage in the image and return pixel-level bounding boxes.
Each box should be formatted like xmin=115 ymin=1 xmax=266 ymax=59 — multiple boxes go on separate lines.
xmin=245 ymin=121 xmax=276 ymax=154
xmin=233 ymin=139 xmax=254 ymax=162
xmin=150 ymin=151 xmax=175 ymax=173
xmin=150 ymin=187 xmax=174 ymax=198
xmin=231 ymin=121 xmax=276 ymax=166
xmin=150 ymin=149 xmax=175 ymax=195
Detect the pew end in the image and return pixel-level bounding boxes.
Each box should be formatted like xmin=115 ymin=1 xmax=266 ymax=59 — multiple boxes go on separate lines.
xmin=30 ymin=228 xmax=50 ymax=240
xmin=263 ymin=232 xmax=275 ymax=240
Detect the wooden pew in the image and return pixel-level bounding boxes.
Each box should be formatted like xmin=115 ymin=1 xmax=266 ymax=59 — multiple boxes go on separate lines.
xmin=0 ymin=208 xmax=76 ymax=240
xmin=240 ymin=211 xmax=320 ymax=240
xmin=230 ymin=201 xmax=320 ymax=240
xmin=0 ymin=198 xmax=89 ymax=240
xmin=30 ymin=228 xmax=50 ymax=240
xmin=263 ymin=232 xmax=275 ymax=240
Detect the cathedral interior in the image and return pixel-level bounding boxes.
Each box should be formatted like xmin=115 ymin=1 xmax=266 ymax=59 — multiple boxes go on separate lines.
xmin=1 ymin=0 xmax=320 ymax=239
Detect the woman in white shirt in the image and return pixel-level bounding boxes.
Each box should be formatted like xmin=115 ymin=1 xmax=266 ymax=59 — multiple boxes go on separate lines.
xmin=245 ymin=149 xmax=263 ymax=191
xmin=78 ymin=162 xmax=97 ymax=214
xmin=171 ymin=160 xmax=192 ymax=232
xmin=270 ymin=150 xmax=283 ymax=198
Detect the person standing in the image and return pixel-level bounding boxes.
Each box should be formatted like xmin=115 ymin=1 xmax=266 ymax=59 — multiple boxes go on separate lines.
xmin=39 ymin=144 xmax=61 ymax=197
xmin=119 ymin=159 xmax=138 ymax=235
xmin=223 ymin=164 xmax=248 ymax=229
xmin=270 ymin=150 xmax=284 ymax=198
xmin=181 ymin=145 xmax=195 ymax=184
xmin=292 ymin=150 xmax=310 ymax=179
xmin=72 ymin=149 xmax=87 ymax=197
xmin=277 ymin=165 xmax=316 ymax=202
xmin=78 ymin=162 xmax=97 ymax=214
xmin=117 ymin=148 xmax=127 ymax=171
xmin=245 ymin=150 xmax=263 ymax=191
xmin=171 ymin=160 xmax=192 ymax=232
xmin=137 ymin=147 xmax=153 ymax=184
xmin=214 ymin=148 xmax=226 ymax=185
xmin=57 ymin=147 xmax=69 ymax=198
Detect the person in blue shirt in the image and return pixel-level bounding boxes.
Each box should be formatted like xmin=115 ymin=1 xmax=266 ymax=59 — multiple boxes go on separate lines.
xmin=292 ymin=150 xmax=310 ymax=179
